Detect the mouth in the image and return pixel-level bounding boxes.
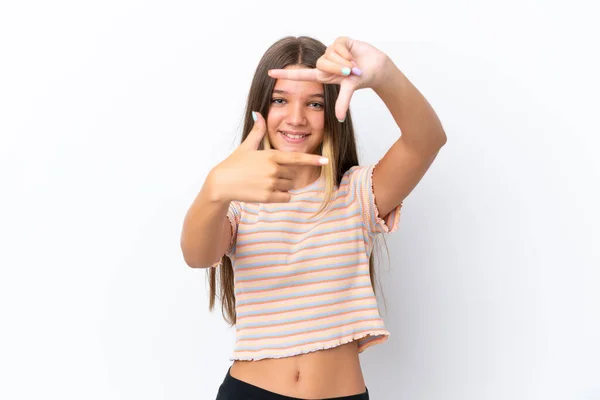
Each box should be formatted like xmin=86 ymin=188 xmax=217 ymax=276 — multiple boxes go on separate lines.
xmin=279 ymin=130 xmax=311 ymax=143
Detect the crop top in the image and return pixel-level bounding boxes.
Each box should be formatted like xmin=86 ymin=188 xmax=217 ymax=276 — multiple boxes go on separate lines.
xmin=217 ymin=164 xmax=402 ymax=361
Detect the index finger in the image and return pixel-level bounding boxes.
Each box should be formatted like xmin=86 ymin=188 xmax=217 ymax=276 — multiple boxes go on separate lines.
xmin=271 ymin=150 xmax=329 ymax=166
xmin=268 ymin=68 xmax=319 ymax=82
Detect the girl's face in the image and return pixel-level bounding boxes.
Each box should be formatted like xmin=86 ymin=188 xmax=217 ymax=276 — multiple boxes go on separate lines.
xmin=267 ymin=65 xmax=326 ymax=155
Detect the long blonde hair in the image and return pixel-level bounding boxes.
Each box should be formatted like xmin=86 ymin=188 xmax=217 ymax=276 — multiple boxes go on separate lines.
xmin=208 ymin=36 xmax=383 ymax=325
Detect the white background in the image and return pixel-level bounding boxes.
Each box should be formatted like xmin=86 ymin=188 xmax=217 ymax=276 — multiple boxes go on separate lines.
xmin=1 ymin=1 xmax=599 ymax=399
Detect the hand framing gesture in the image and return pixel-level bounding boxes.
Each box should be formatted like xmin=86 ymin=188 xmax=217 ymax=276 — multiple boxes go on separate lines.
xmin=211 ymin=112 xmax=329 ymax=203
xmin=268 ymin=37 xmax=391 ymax=122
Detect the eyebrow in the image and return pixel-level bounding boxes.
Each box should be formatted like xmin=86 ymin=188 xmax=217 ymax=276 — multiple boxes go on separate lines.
xmin=272 ymin=89 xmax=324 ymax=99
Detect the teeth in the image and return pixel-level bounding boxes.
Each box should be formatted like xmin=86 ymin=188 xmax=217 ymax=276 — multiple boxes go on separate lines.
xmin=281 ymin=131 xmax=307 ymax=139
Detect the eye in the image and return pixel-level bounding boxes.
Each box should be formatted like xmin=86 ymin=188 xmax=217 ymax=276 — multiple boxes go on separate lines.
xmin=271 ymin=98 xmax=286 ymax=105
xmin=309 ymin=102 xmax=324 ymax=109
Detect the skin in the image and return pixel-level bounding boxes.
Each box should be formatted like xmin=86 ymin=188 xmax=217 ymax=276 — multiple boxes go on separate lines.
xmin=266 ymin=65 xmax=327 ymax=189
xmin=228 ymin=70 xmax=367 ymax=399
xmin=231 ymin=37 xmax=446 ymax=399
xmin=230 ymin=342 xmax=366 ymax=398
xmin=199 ymin=37 xmax=447 ymax=398
xmin=268 ymin=37 xmax=448 ymax=218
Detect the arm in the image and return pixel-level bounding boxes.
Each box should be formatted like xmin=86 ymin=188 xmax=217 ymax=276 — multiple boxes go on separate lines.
xmin=180 ymin=172 xmax=232 ymax=269
xmin=268 ymin=37 xmax=447 ymax=219
xmin=180 ymin=111 xmax=327 ymax=268
xmin=371 ymin=59 xmax=447 ymax=218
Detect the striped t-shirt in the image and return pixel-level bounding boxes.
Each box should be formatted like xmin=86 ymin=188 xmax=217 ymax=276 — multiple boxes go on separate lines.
xmin=220 ymin=164 xmax=402 ymax=361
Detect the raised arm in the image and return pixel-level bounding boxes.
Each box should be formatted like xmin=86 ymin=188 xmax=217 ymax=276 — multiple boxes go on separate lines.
xmin=370 ymin=58 xmax=447 ymax=218
xmin=268 ymin=37 xmax=447 ymax=218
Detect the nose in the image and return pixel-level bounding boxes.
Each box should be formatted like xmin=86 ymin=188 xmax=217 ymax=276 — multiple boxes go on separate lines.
xmin=286 ymin=102 xmax=306 ymax=126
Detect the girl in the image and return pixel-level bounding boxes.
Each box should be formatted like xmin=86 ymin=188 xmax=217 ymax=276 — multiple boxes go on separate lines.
xmin=181 ymin=36 xmax=446 ymax=400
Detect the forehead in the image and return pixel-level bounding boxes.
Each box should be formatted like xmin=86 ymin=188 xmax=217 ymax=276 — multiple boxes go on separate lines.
xmin=272 ymin=66 xmax=323 ymax=95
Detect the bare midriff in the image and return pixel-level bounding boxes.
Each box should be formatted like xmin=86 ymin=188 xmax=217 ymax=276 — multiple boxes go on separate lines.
xmin=229 ymin=341 xmax=366 ymax=399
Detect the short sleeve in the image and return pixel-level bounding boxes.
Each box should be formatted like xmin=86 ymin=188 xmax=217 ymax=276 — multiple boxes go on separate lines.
xmin=212 ymin=201 xmax=242 ymax=267
xmin=348 ymin=164 xmax=402 ymax=236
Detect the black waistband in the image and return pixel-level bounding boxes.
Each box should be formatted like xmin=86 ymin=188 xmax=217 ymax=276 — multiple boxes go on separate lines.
xmin=222 ymin=367 xmax=369 ymax=400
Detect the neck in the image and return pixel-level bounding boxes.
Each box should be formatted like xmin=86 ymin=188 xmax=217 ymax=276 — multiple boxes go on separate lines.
xmin=293 ymin=166 xmax=321 ymax=190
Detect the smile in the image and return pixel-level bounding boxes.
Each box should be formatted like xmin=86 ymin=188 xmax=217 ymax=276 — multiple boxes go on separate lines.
xmin=279 ymin=131 xmax=310 ymax=143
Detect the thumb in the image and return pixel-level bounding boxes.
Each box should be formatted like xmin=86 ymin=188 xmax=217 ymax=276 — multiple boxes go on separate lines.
xmin=240 ymin=111 xmax=267 ymax=150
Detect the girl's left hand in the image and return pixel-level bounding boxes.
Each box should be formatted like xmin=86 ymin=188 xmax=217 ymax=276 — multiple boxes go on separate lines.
xmin=268 ymin=37 xmax=391 ymax=122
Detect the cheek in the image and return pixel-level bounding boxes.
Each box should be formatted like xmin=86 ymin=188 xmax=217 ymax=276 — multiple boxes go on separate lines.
xmin=266 ymin=110 xmax=282 ymax=135
xmin=310 ymin=115 xmax=325 ymax=135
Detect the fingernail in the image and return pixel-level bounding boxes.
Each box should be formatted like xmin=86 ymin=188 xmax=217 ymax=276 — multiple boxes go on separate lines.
xmin=341 ymin=67 xmax=351 ymax=76
xmin=319 ymin=157 xmax=329 ymax=165
xmin=252 ymin=111 xmax=257 ymax=121
xmin=351 ymin=67 xmax=362 ymax=76
xmin=337 ymin=117 xmax=345 ymax=123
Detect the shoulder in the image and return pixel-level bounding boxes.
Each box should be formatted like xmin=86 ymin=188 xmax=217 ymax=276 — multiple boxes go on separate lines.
xmin=342 ymin=164 xmax=375 ymax=188
xmin=333 ymin=165 xmax=375 ymax=204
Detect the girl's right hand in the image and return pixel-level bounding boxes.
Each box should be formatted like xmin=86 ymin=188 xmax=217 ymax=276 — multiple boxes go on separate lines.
xmin=207 ymin=111 xmax=329 ymax=204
